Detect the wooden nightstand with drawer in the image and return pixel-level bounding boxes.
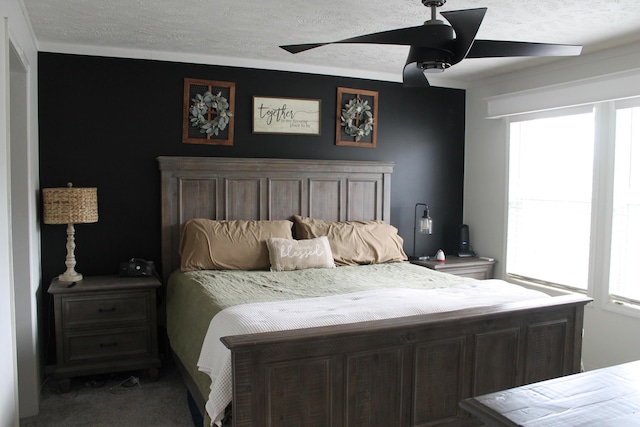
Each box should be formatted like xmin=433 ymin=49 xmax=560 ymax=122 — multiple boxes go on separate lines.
xmin=411 ymin=256 xmax=496 ymax=279
xmin=48 ymin=275 xmax=161 ymax=391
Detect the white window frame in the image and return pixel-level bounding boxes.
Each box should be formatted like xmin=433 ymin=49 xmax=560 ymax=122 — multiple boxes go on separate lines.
xmin=601 ymin=98 xmax=640 ymax=315
xmin=504 ymin=97 xmax=640 ymax=318
xmin=506 ymin=106 xmax=595 ymax=292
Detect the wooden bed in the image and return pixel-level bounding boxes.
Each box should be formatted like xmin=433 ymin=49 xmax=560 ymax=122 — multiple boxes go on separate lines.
xmin=158 ymin=156 xmax=591 ymax=427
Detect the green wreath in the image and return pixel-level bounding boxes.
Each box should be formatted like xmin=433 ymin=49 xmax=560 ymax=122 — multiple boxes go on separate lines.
xmin=189 ymin=91 xmax=232 ymax=136
xmin=340 ymin=97 xmax=374 ymax=142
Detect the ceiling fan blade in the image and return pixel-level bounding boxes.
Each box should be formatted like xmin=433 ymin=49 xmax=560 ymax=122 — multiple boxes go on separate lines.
xmin=403 ymin=61 xmax=430 ymax=87
xmin=280 ymin=24 xmax=454 ymax=54
xmin=467 ymin=40 xmax=583 ymax=58
xmin=440 ymin=8 xmax=487 ymax=64
xmin=280 ymin=43 xmax=330 ymax=54
xmin=336 ymin=24 xmax=452 ymax=47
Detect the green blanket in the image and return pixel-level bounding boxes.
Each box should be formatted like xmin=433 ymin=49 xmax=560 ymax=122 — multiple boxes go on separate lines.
xmin=166 ymin=262 xmax=472 ymax=414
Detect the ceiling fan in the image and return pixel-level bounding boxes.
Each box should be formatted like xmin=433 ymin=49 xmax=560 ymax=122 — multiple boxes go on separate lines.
xmin=279 ymin=0 xmax=582 ymax=87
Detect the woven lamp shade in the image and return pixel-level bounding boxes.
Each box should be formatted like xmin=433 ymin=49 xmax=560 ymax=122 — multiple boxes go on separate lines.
xmin=43 ymin=183 xmax=98 ymax=225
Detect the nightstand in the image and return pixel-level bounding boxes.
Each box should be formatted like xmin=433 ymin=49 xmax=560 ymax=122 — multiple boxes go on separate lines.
xmin=411 ymin=256 xmax=496 ymax=279
xmin=48 ymin=275 xmax=162 ymax=391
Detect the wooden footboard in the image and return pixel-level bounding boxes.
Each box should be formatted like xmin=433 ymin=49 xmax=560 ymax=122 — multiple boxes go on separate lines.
xmin=222 ymin=294 xmax=590 ymax=427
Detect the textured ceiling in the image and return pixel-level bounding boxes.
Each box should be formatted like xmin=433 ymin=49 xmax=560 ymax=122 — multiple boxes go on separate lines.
xmin=22 ymin=0 xmax=640 ymax=87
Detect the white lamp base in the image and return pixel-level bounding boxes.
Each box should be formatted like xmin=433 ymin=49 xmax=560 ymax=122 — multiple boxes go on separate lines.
xmin=57 ymin=223 xmax=83 ymax=283
xmin=58 ymin=271 xmax=83 ymax=282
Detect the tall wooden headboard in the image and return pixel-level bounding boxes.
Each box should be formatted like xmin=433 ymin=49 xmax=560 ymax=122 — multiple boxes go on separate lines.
xmin=157 ymin=156 xmax=394 ymax=281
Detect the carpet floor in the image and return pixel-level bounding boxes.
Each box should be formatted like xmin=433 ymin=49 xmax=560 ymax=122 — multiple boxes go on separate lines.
xmin=20 ymin=362 xmax=194 ymax=427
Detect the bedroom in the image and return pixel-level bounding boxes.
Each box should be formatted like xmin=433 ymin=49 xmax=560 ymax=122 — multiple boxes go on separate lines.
xmin=1 ymin=0 xmax=640 ymax=424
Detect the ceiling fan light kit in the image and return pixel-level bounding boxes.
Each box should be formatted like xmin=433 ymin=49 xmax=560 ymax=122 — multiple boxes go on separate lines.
xmin=280 ymin=0 xmax=582 ymax=87
xmin=422 ymin=62 xmax=449 ymax=74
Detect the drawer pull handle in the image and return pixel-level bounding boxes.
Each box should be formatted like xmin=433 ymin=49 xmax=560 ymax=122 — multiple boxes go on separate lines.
xmin=100 ymin=342 xmax=118 ymax=348
xmin=98 ymin=307 xmax=116 ymax=313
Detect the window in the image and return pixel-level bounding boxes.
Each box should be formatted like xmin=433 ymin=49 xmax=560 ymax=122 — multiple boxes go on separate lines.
xmin=507 ymin=109 xmax=595 ymax=290
xmin=506 ymin=99 xmax=640 ymax=305
xmin=610 ymin=102 xmax=640 ymax=303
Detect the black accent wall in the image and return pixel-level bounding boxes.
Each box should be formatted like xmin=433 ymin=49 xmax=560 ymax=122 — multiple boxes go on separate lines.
xmin=38 ymin=52 xmax=465 ymax=285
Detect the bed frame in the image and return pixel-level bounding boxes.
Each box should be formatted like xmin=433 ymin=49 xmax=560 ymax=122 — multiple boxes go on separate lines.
xmin=158 ymin=156 xmax=591 ymax=427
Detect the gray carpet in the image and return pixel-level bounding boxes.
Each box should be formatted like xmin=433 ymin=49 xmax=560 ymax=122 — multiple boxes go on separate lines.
xmin=20 ymin=363 xmax=194 ymax=426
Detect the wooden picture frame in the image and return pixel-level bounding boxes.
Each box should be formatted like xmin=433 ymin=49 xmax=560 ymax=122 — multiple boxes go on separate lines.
xmin=336 ymin=87 xmax=378 ymax=148
xmin=252 ymin=96 xmax=321 ymax=135
xmin=183 ymin=78 xmax=235 ymax=146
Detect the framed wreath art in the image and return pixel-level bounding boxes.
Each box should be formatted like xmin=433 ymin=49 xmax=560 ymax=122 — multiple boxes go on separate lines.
xmin=336 ymin=87 xmax=378 ymax=148
xmin=182 ymin=78 xmax=236 ymax=145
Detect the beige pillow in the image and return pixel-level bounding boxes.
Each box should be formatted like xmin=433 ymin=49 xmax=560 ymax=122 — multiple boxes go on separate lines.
xmin=292 ymin=216 xmax=408 ymax=266
xmin=267 ymin=236 xmax=335 ymax=272
xmin=179 ymin=218 xmax=293 ymax=271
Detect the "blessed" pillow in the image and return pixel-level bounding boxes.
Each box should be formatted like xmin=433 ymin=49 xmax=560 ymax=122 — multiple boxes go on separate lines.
xmin=266 ymin=236 xmax=335 ymax=272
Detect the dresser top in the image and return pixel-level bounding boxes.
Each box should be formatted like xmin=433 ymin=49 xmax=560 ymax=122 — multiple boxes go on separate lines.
xmin=411 ymin=256 xmax=496 ymax=270
xmin=48 ymin=275 xmax=161 ymax=294
xmin=460 ymin=360 xmax=640 ymax=426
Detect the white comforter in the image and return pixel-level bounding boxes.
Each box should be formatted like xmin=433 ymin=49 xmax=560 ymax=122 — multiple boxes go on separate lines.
xmin=197 ymin=280 xmax=548 ymax=426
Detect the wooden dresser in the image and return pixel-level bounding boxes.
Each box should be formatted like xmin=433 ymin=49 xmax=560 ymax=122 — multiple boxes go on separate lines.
xmin=48 ymin=275 xmax=161 ymax=391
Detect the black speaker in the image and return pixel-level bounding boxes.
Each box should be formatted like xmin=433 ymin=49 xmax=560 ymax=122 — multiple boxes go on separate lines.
xmin=457 ymin=224 xmax=475 ymax=257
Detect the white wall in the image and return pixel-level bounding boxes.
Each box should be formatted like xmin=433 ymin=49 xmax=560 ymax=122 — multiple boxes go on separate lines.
xmin=464 ymin=42 xmax=640 ymax=370
xmin=0 ymin=17 xmax=19 ymax=426
xmin=0 ymin=0 xmax=40 ymax=424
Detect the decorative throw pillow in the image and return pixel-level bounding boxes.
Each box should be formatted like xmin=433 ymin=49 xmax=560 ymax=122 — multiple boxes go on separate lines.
xmin=292 ymin=216 xmax=408 ymax=266
xmin=179 ymin=218 xmax=293 ymax=271
xmin=266 ymin=236 xmax=335 ymax=272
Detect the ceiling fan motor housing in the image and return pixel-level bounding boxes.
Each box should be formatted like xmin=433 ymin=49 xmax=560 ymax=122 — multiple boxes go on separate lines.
xmin=410 ymin=23 xmax=454 ymax=72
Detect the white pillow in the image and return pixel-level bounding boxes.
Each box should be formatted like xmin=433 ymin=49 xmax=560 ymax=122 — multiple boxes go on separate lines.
xmin=266 ymin=236 xmax=335 ymax=272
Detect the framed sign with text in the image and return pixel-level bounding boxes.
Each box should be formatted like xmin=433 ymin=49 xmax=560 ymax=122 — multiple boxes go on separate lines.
xmin=252 ymin=96 xmax=321 ymax=135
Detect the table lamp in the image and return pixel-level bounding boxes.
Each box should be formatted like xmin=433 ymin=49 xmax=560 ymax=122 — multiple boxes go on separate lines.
xmin=411 ymin=202 xmax=432 ymax=261
xmin=43 ymin=182 xmax=98 ymax=282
